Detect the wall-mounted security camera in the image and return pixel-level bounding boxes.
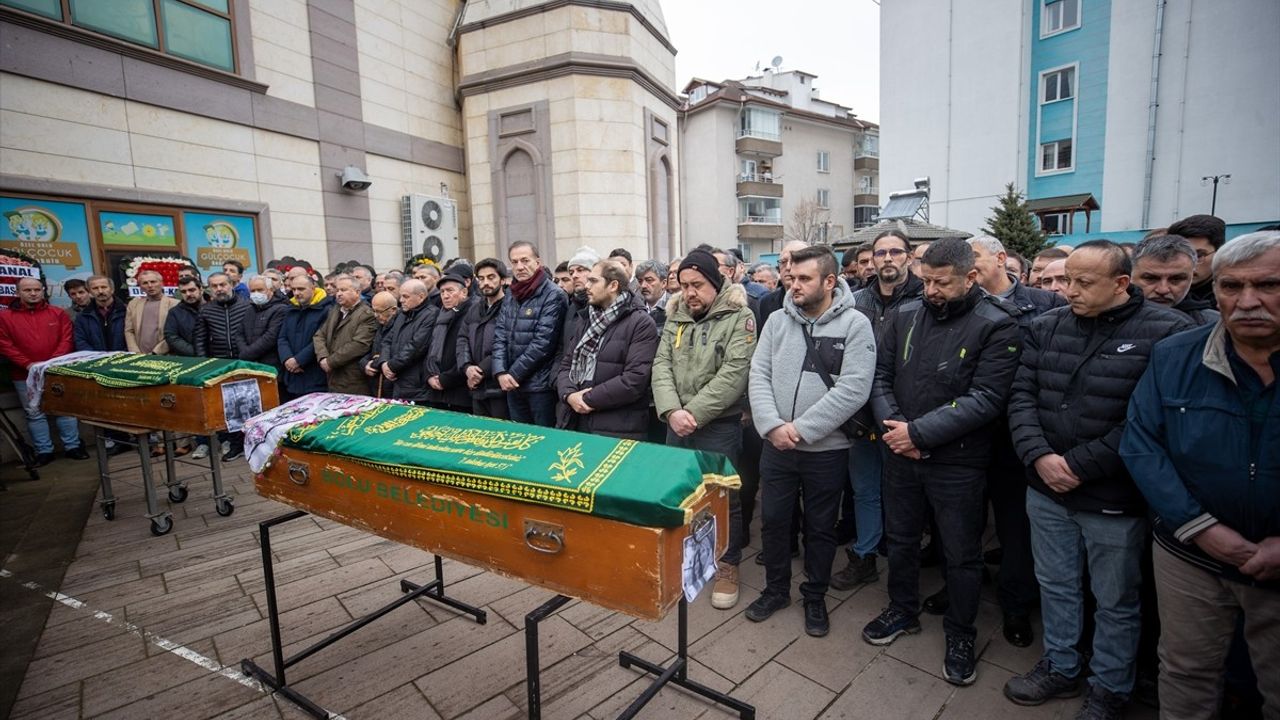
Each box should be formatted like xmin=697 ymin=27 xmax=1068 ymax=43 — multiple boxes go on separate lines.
xmin=338 ymin=165 xmax=372 ymax=192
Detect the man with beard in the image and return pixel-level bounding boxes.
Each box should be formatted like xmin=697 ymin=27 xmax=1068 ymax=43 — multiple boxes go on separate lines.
xmin=377 ymin=279 xmax=438 ymax=404
xmin=652 ymin=249 xmax=755 ymax=610
xmin=459 ymin=259 xmax=509 ymax=418
xmin=277 ymin=273 xmax=334 ymax=404
xmin=74 ymin=275 xmax=126 ymax=352
xmin=196 ymin=272 xmax=253 ymax=460
xmin=862 ymin=238 xmax=1021 ymax=689
xmin=314 ymin=276 xmax=377 ymax=395
xmin=634 ymin=259 xmax=669 ymax=333
xmin=560 ymin=247 xmax=600 ymax=357
xmin=746 ymin=245 xmax=876 ymax=636
xmin=1132 ymin=234 xmax=1220 ymax=326
xmin=493 ymin=242 xmax=568 ymax=426
xmin=829 ymin=230 xmax=924 ymax=593
xmin=842 ymin=244 xmax=875 ymax=289
xmin=555 ymin=259 xmax=658 ymax=438
xmin=425 ymin=268 xmax=477 ymax=411
xmin=165 ymin=277 xmax=205 ymax=358
xmin=1167 ymin=213 xmax=1226 ymax=306
xmin=363 ymin=290 xmax=400 ymax=397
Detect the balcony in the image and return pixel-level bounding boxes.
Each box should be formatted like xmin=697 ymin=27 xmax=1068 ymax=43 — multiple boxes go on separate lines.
xmin=854 ymin=193 xmax=879 ymax=207
xmin=736 ymin=132 xmax=782 ymax=158
xmin=737 ymin=214 xmax=784 ymax=241
xmin=736 ymin=173 xmax=783 ymax=198
xmin=854 ymin=155 xmax=879 ymax=171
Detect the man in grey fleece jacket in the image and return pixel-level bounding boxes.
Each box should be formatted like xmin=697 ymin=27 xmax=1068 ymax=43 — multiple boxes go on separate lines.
xmin=745 ymin=244 xmax=877 ymax=637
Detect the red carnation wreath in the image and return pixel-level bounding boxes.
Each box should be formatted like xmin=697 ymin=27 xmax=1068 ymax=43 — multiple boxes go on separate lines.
xmin=121 ymin=255 xmax=193 ymax=297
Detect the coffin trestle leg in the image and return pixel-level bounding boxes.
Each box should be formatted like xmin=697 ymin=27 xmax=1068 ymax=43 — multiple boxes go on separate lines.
xmin=525 ymin=593 xmax=574 ymax=720
xmin=400 ymin=554 xmax=488 ymax=623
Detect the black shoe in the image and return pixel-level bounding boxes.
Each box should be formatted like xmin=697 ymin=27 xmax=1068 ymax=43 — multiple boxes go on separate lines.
xmin=861 ymin=606 xmax=921 ymax=646
xmin=65 ymin=446 xmax=90 ymax=461
xmin=803 ymin=599 xmax=829 ymax=637
xmin=923 ymin=586 xmax=949 ymax=615
xmin=829 ymin=548 xmax=879 ymax=591
xmin=744 ymin=592 xmax=790 ymax=622
xmin=222 ymin=445 xmax=244 ymax=461
xmin=1003 ymin=659 xmax=1082 ymax=706
xmin=943 ymin=634 xmax=977 ymax=686
xmin=984 ymin=546 xmax=1004 ymax=565
xmin=106 ymin=442 xmax=132 ymax=457
xmin=1003 ymin=613 xmax=1034 ymax=647
xmin=34 ymin=452 xmax=55 ymax=467
xmin=1074 ymin=684 xmax=1127 ymax=720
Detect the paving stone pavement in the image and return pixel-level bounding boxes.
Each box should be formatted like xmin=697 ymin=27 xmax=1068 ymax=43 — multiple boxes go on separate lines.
xmin=2 ymin=451 xmax=1161 ymax=719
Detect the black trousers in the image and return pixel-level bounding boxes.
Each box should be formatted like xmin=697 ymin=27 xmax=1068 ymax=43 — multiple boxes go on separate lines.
xmin=667 ymin=417 xmax=743 ymax=566
xmin=471 ymin=395 xmax=508 ymax=420
xmin=883 ymin=456 xmax=986 ymax=640
xmin=759 ymin=444 xmax=847 ymax=601
xmin=988 ymin=445 xmax=1040 ymax=616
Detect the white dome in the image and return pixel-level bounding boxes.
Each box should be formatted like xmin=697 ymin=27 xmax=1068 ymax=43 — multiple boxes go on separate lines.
xmin=460 ymin=0 xmax=670 ymax=42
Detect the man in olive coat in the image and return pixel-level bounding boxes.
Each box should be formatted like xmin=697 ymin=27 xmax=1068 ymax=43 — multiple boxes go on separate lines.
xmin=314 ymin=275 xmax=377 ymax=395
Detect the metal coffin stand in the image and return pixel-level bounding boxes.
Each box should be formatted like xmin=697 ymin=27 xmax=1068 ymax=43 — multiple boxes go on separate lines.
xmin=243 ymin=509 xmax=755 ymax=720
xmin=239 ymin=511 xmax=488 ymax=719
xmin=87 ymin=422 xmax=234 ymax=536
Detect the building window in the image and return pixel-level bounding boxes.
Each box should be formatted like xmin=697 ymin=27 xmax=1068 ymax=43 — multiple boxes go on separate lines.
xmin=854 ymin=205 xmax=879 ymax=228
xmin=736 ymin=243 xmax=752 ymax=262
xmin=1042 ymin=66 xmax=1075 ymax=103
xmin=739 ymin=197 xmax=782 ymax=224
xmin=688 ymin=85 xmax=708 ymax=104
xmin=858 ymin=175 xmax=878 ymax=195
xmin=816 ymin=150 xmax=830 ymax=173
xmin=816 ymin=189 xmax=830 ymax=209
xmin=856 ymin=132 xmax=879 ymax=158
xmin=1042 ymin=0 xmax=1080 ymax=37
xmin=739 ymin=107 xmax=781 ymax=140
xmin=1040 ymin=139 xmax=1073 ymax=173
xmin=2 ymin=0 xmax=238 ymax=72
xmin=1039 ymin=211 xmax=1071 ymax=235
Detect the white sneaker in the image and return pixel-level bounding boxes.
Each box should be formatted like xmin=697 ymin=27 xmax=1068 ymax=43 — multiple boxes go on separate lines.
xmin=191 ymin=444 xmax=210 ymax=460
xmin=220 ymin=440 xmax=230 ymax=457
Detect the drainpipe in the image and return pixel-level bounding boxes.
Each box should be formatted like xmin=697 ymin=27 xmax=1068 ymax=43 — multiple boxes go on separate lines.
xmin=1140 ymin=0 xmax=1166 ymax=229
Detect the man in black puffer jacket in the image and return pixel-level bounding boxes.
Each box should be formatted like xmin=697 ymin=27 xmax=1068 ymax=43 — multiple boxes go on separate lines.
xmin=861 ymin=238 xmax=1022 ymax=689
xmin=555 ymin=260 xmax=658 ymax=439
xmin=165 ymin=277 xmax=205 ymax=357
xmin=195 ymin=272 xmax=250 ymax=359
xmin=425 ymin=268 xmax=476 ymax=411
xmin=493 ymin=241 xmax=568 ymax=426
xmin=458 ymin=259 xmax=508 ymax=418
xmin=379 ymin=279 xmax=438 ymax=404
xmin=1002 ymin=240 xmax=1194 ymax=717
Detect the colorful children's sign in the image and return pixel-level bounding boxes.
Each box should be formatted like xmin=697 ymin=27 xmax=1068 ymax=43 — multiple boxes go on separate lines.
xmin=100 ymin=211 xmax=178 ymax=247
xmin=183 ymin=212 xmax=258 ymax=278
xmin=0 ymin=197 xmax=94 ymax=307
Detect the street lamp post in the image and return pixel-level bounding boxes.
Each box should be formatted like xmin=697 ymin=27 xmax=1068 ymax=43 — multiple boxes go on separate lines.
xmin=1201 ymin=174 xmax=1231 ymax=216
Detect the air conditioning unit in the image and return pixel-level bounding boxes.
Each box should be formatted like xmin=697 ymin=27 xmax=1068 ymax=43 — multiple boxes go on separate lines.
xmin=401 ymin=194 xmax=459 ymax=265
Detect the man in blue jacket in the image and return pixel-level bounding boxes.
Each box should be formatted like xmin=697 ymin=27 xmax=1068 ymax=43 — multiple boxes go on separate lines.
xmin=492 ymin=241 xmax=568 ymax=426
xmin=1121 ymin=230 xmax=1279 ymax=718
xmin=277 ymin=273 xmax=333 ymax=402
xmin=73 ymin=275 xmax=126 ymax=351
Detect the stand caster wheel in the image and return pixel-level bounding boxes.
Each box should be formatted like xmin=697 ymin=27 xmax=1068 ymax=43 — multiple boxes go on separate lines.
xmin=168 ymin=485 xmax=188 ymax=503
xmin=150 ymin=516 xmax=173 ymax=536
xmin=102 ymin=503 xmax=115 ymax=521
xmin=216 ymin=497 xmax=235 ymax=517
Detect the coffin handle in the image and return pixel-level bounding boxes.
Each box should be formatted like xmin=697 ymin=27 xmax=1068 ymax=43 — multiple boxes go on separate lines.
xmin=524 ymin=520 xmax=564 ymax=554
xmin=160 ymin=393 xmax=177 ymax=408
xmin=49 ymin=382 xmax=64 ymax=397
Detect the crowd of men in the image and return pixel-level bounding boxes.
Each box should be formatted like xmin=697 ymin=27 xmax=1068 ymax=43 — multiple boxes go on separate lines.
xmin=1 ymin=214 xmax=1276 ymax=720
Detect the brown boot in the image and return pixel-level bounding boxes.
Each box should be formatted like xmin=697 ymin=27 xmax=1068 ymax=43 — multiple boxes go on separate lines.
xmin=710 ymin=562 xmax=740 ymax=609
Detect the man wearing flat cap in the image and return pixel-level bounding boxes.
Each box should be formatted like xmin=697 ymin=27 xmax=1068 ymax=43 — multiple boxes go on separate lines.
xmin=652 ymin=248 xmax=757 ymax=611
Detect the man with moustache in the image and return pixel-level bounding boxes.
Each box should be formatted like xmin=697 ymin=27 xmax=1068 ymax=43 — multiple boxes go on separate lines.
xmin=74 ymin=275 xmax=127 ymax=352
xmin=458 ymin=259 xmax=510 ymax=418
xmin=560 ymin=247 xmax=600 ymax=357
xmin=1132 ymin=234 xmax=1220 ymax=326
xmin=124 ymin=270 xmax=177 ymax=355
xmin=425 ymin=267 xmax=477 ymax=411
xmin=634 ymin=259 xmax=670 ymax=333
xmin=314 ymin=276 xmax=377 ymax=395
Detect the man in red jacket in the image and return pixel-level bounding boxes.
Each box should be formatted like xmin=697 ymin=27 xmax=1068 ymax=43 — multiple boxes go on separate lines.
xmin=0 ymin=277 xmax=88 ymax=465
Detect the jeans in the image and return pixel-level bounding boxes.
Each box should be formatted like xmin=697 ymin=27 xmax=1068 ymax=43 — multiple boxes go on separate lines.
xmin=507 ymin=390 xmax=556 ymax=427
xmin=667 ymin=417 xmax=743 ymax=566
xmin=1152 ymin=542 xmax=1279 ymax=718
xmin=1026 ymin=488 xmax=1146 ymax=696
xmin=13 ymin=380 xmax=80 ymax=453
xmin=759 ymin=444 xmax=847 ymax=601
xmin=883 ymin=456 xmax=986 ymax=640
xmin=846 ymin=438 xmax=883 ymax=558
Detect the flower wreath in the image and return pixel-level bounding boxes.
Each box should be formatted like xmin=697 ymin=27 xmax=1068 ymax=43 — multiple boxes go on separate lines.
xmin=404 ymin=253 xmax=439 ymax=274
xmin=121 ymin=256 xmax=193 ymax=296
xmin=0 ymin=248 xmax=44 ymax=301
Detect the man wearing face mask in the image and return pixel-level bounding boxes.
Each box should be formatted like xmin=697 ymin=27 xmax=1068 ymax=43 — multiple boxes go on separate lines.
xmin=238 ymin=275 xmax=287 ymax=381
xmin=862 ymin=238 xmax=1022 ymax=688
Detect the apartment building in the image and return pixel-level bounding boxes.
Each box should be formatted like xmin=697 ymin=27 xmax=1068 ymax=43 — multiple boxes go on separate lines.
xmin=678 ymin=69 xmax=878 ymax=261
xmin=880 ymin=0 xmax=1279 ymax=243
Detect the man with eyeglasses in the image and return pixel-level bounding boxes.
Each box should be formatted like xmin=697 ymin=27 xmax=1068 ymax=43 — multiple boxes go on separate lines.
xmin=363 ymin=291 xmax=399 ymax=397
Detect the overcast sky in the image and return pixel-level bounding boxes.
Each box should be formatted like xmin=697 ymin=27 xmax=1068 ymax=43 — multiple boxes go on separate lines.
xmin=662 ymin=0 xmax=881 ymax=123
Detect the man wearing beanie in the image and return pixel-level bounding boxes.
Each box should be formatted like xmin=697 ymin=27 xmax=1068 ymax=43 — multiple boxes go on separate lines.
xmin=652 ymin=248 xmax=756 ymax=610
xmin=560 ymin=246 xmax=600 ymax=356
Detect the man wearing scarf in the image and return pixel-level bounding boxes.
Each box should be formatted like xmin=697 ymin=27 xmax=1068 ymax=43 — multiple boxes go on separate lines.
xmin=492 ymin=241 xmax=569 ymax=426
xmin=555 ymin=260 xmax=658 ymax=439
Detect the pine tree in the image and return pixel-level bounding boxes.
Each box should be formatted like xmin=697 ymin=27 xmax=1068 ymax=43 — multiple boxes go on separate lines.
xmin=984 ymin=183 xmax=1052 ymax=258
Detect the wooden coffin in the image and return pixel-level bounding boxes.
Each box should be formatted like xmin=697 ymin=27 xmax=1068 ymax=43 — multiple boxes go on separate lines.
xmin=42 ymin=374 xmax=280 ymax=436
xmin=257 ymin=448 xmax=729 ymax=621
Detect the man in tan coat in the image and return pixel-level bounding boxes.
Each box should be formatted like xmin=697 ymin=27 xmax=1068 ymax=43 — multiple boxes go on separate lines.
xmin=313 ymin=275 xmax=377 ymax=395
xmin=125 ymin=270 xmax=178 ymax=354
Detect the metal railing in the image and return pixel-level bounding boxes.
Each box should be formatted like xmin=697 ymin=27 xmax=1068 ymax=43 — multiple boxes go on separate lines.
xmin=738 ymin=173 xmax=781 ymax=183
xmin=737 ymin=128 xmax=781 ymax=141
xmin=738 ymin=214 xmax=783 ymax=225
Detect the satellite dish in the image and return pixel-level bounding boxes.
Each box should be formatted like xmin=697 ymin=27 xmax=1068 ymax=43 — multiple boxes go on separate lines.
xmin=771 ymin=56 xmax=783 ymax=69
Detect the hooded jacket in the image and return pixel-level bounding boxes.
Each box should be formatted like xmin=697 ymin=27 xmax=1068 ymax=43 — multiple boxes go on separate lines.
xmin=381 ymin=300 xmax=439 ymax=402
xmin=314 ymin=301 xmax=378 ymax=395
xmin=457 ymin=294 xmax=506 ymax=401
xmin=492 ymin=272 xmax=568 ymax=393
xmin=164 ymin=300 xmax=202 ymax=357
xmin=0 ymin=299 xmax=73 ymax=380
xmin=749 ymin=279 xmax=876 ymax=453
xmin=277 ymin=288 xmax=334 ymax=396
xmin=238 ymin=294 xmax=287 ymax=369
xmin=195 ymin=294 xmax=250 ymax=359
xmin=871 ymin=285 xmax=1022 ymax=467
xmin=74 ymin=300 xmax=127 ymax=352
xmin=425 ymin=295 xmax=476 ymax=409
xmin=1009 ymin=287 xmax=1195 ymax=514
xmin=554 ymin=292 xmax=659 ymax=439
xmin=651 ymin=283 xmax=756 ymax=426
